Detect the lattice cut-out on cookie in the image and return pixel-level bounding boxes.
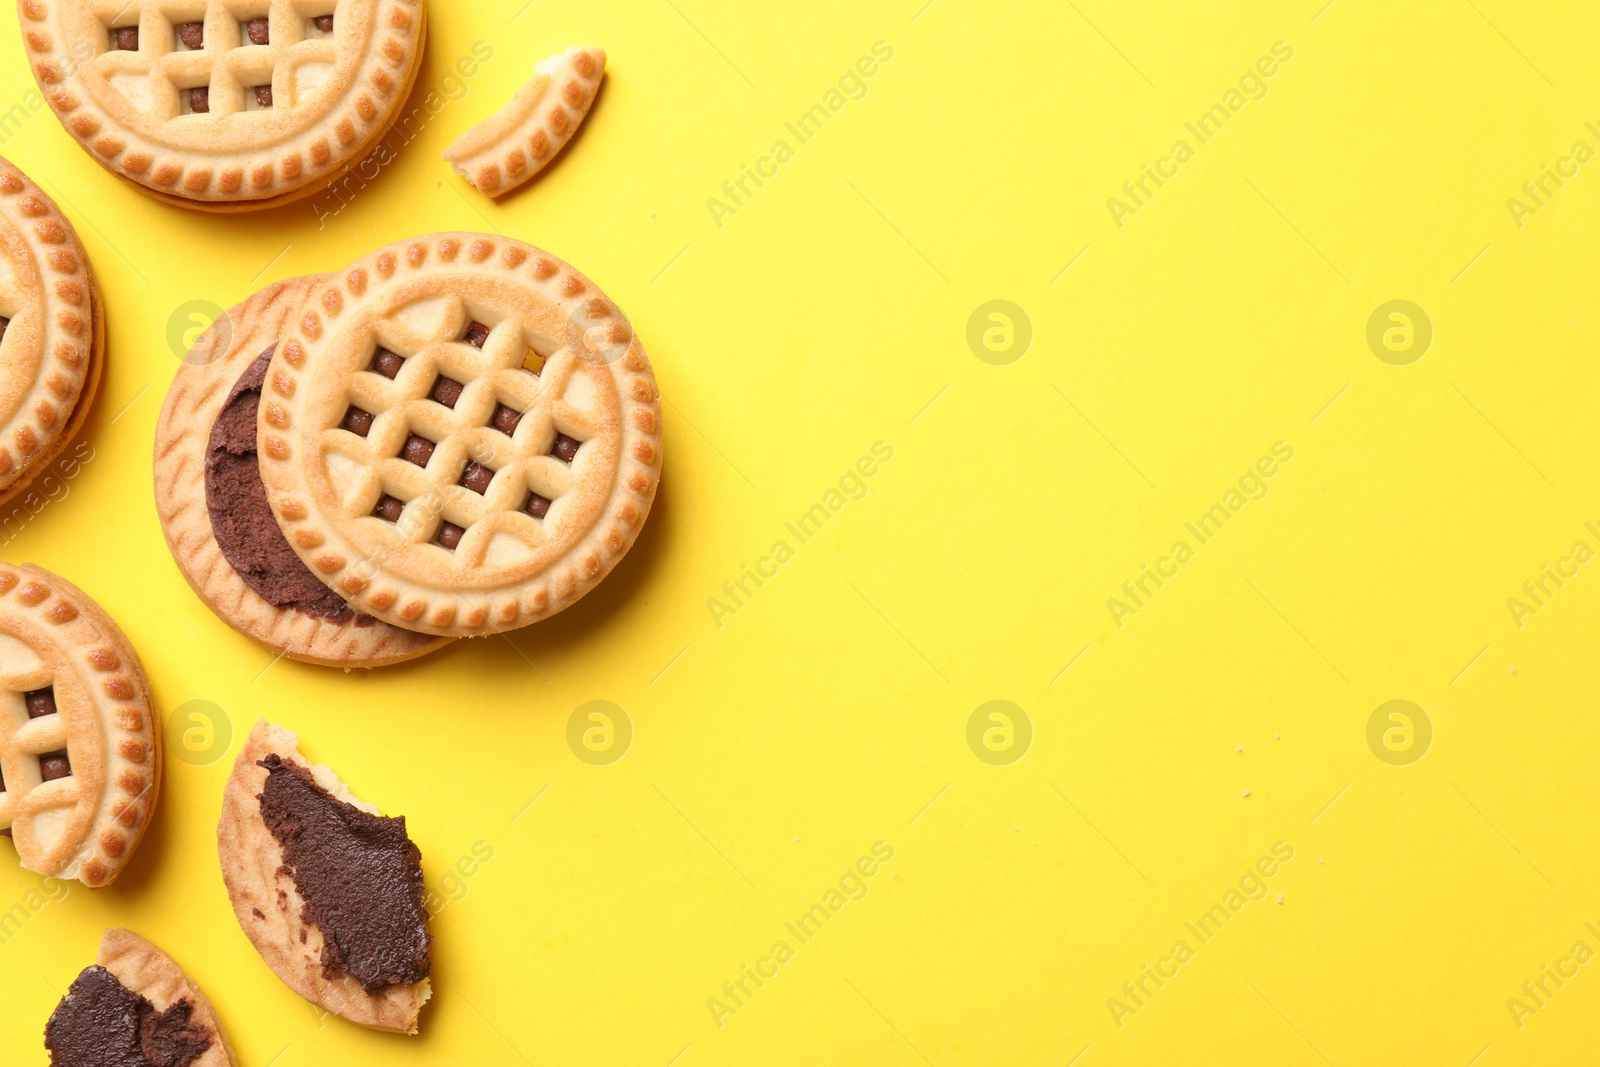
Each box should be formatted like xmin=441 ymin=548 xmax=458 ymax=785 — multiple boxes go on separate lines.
xmin=88 ymin=0 xmax=340 ymax=120
xmin=257 ymin=233 xmax=663 ymax=636
xmin=20 ymin=0 xmax=424 ymax=206
xmin=0 ymin=563 xmax=157 ymax=887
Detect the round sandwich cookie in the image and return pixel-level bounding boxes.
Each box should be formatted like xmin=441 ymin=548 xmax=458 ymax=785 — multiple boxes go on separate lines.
xmin=16 ymin=0 xmax=427 ymax=211
xmin=154 ymin=276 xmax=452 ymax=668
xmin=0 ymin=563 xmax=158 ymax=888
xmin=0 ymin=157 xmax=102 ymax=509
xmin=218 ymin=720 xmax=431 ymax=1034
xmin=45 ymin=928 xmax=237 ymax=1067
xmin=443 ymin=46 xmax=605 ymax=197
xmin=255 ymin=232 xmax=663 ymax=637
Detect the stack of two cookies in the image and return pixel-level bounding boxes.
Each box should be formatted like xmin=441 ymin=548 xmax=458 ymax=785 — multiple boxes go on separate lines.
xmin=154 ymin=232 xmax=664 ymax=667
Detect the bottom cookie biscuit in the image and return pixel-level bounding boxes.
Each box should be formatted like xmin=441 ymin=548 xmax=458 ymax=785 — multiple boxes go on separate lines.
xmin=45 ymin=928 xmax=237 ymax=1066
xmin=217 ymin=721 xmax=432 ymax=1034
xmin=154 ymin=277 xmax=451 ymax=667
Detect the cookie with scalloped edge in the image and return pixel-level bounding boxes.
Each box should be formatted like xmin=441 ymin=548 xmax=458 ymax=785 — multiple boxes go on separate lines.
xmin=254 ymin=232 xmax=662 ymax=637
xmin=443 ymin=46 xmax=604 ymax=196
xmin=154 ymin=274 xmax=453 ymax=667
xmin=0 ymin=156 xmax=103 ymax=508
xmin=46 ymin=928 xmax=238 ymax=1067
xmin=17 ymin=0 xmax=428 ymax=211
xmin=0 ymin=563 xmax=158 ymax=888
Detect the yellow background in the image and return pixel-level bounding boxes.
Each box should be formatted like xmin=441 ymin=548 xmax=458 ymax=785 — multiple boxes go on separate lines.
xmin=3 ymin=0 xmax=1600 ymax=1063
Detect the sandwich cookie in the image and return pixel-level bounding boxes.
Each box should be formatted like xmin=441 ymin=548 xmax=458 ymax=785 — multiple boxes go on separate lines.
xmin=255 ymin=232 xmax=663 ymax=636
xmin=17 ymin=0 xmax=427 ymax=211
xmin=0 ymin=563 xmax=157 ymax=887
xmin=0 ymin=156 xmax=102 ymax=509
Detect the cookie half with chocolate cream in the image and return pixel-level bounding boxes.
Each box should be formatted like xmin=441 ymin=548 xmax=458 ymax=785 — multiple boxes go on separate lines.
xmin=45 ymin=927 xmax=236 ymax=1066
xmin=218 ymin=721 xmax=431 ymax=1033
xmin=154 ymin=276 xmax=451 ymax=667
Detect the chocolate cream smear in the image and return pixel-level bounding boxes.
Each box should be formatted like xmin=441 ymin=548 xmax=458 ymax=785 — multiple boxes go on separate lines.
xmin=257 ymin=754 xmax=431 ymax=993
xmin=44 ymin=965 xmax=212 ymax=1067
xmin=204 ymin=346 xmax=372 ymax=624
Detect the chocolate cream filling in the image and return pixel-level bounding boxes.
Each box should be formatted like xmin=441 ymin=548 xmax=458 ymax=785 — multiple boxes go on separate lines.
xmin=205 ymin=347 xmax=373 ymax=625
xmin=257 ymin=754 xmax=431 ymax=994
xmin=44 ymin=965 xmax=213 ymax=1067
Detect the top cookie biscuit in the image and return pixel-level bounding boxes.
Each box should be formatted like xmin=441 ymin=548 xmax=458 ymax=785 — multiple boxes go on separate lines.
xmin=255 ymin=233 xmax=663 ymax=636
xmin=16 ymin=0 xmax=427 ymax=209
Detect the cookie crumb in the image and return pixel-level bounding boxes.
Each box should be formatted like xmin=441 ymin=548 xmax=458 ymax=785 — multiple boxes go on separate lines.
xmin=1276 ymin=894 xmax=1284 ymax=904
xmin=1510 ymin=665 xmax=1517 ymax=675
xmin=1242 ymin=790 xmax=1251 ymax=797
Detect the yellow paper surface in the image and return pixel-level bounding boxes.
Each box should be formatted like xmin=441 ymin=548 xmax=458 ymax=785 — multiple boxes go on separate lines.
xmin=2 ymin=1 xmax=1599 ymax=1063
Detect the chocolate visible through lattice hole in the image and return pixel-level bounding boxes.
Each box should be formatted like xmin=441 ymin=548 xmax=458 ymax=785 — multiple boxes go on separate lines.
xmin=434 ymin=521 xmax=466 ymax=550
xmin=253 ymin=85 xmax=274 ymax=109
xmin=24 ymin=687 xmax=56 ymax=719
xmin=370 ymin=347 xmax=404 ymax=378
xmin=550 ymin=433 xmax=581 ymax=463
xmin=245 ymin=18 xmax=270 ymax=45
xmin=459 ymin=462 xmax=493 ymax=494
xmin=340 ymin=406 xmax=373 ymax=436
xmin=429 ymin=375 xmax=464 ymax=409
xmin=39 ymin=751 xmax=70 ymax=782
xmin=0 ymin=318 xmax=9 ymax=343
xmin=401 ymin=435 xmax=435 ymax=467
xmin=490 ymin=403 xmax=522 ymax=436
xmin=112 ymin=25 xmax=138 ymax=50
xmin=372 ymin=494 xmax=405 ymax=522
xmin=523 ymin=491 xmax=551 ymax=520
xmin=312 ymin=14 xmax=334 ymax=34
xmin=463 ymin=321 xmax=489 ymax=348
xmin=177 ymin=22 xmax=204 ymax=50
xmin=187 ymin=87 xmax=210 ymax=114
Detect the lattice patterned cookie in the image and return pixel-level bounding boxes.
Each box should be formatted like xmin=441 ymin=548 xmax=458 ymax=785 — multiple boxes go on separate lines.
xmin=0 ymin=563 xmax=157 ymax=887
xmin=0 ymin=157 xmax=102 ymax=508
xmin=155 ymin=274 xmax=452 ymax=666
xmin=17 ymin=0 xmax=427 ymax=210
xmin=443 ymin=46 xmax=605 ymax=196
xmin=256 ymin=233 xmax=663 ymax=636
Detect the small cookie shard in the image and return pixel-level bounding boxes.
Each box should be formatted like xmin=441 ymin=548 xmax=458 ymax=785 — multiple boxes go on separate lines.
xmin=444 ymin=47 xmax=605 ymax=195
xmin=218 ymin=722 xmax=432 ymax=1033
xmin=0 ymin=564 xmax=158 ymax=887
xmin=45 ymin=929 xmax=235 ymax=1067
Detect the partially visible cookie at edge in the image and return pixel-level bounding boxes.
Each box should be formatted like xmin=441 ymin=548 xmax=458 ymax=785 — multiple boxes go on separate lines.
xmin=45 ymin=928 xmax=237 ymax=1066
xmin=0 ymin=563 xmax=157 ymax=888
xmin=154 ymin=276 xmax=452 ymax=668
xmin=0 ymin=156 xmax=104 ymax=510
xmin=218 ymin=720 xmax=432 ymax=1034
